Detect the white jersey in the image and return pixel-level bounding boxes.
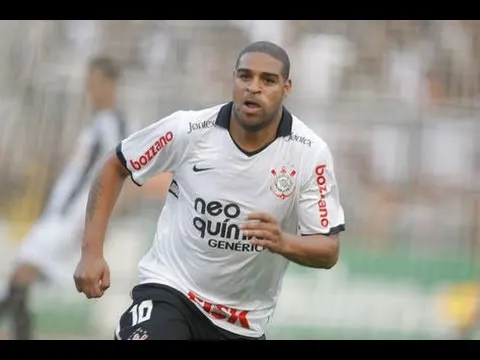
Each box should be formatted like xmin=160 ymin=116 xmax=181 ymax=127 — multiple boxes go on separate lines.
xmin=116 ymin=102 xmax=345 ymax=337
xmin=43 ymin=108 xmax=127 ymax=217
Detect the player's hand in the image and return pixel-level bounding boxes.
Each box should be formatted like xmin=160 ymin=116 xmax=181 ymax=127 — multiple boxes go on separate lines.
xmin=73 ymin=252 xmax=111 ymax=299
xmin=241 ymin=212 xmax=285 ymax=253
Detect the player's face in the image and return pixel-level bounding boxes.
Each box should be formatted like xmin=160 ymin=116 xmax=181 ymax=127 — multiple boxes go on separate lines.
xmin=87 ymin=68 xmax=108 ymax=106
xmin=232 ymin=52 xmax=291 ymax=132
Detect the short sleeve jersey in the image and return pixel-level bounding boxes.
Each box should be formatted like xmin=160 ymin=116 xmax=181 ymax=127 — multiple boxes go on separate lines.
xmin=116 ymin=102 xmax=345 ymax=337
xmin=44 ymin=109 xmax=127 ymax=217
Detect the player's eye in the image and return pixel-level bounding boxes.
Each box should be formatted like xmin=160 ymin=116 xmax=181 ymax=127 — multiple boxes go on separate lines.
xmin=238 ymin=73 xmax=250 ymax=81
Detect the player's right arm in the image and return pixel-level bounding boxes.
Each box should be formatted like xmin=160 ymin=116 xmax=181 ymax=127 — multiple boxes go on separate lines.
xmin=74 ymin=110 xmax=191 ymax=299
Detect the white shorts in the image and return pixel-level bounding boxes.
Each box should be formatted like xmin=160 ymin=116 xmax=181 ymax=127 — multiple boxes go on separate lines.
xmin=13 ymin=199 xmax=86 ymax=286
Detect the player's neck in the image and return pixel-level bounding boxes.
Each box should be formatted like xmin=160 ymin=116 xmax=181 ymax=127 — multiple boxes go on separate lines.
xmin=93 ymin=97 xmax=116 ymax=112
xmin=229 ymin=112 xmax=282 ymax=153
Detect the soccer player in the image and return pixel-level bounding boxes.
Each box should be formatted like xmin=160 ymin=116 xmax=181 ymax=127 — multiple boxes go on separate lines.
xmin=0 ymin=56 xmax=129 ymax=340
xmin=73 ymin=41 xmax=346 ymax=340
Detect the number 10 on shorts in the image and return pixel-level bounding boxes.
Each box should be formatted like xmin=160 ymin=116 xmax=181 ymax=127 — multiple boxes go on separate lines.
xmin=129 ymin=300 xmax=153 ymax=326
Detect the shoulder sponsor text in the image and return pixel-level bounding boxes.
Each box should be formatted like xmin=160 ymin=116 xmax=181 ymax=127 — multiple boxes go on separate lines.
xmin=129 ymin=131 xmax=174 ymax=171
xmin=315 ymin=164 xmax=329 ymax=228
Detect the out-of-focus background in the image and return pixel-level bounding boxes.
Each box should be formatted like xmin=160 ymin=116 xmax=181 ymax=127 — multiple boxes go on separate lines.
xmin=0 ymin=20 xmax=480 ymax=340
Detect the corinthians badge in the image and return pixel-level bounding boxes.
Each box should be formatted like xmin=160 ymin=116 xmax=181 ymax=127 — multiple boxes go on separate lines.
xmin=270 ymin=166 xmax=297 ymax=200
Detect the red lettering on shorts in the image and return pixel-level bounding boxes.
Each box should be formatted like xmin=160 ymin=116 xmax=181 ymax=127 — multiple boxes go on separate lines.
xmin=315 ymin=164 xmax=329 ymax=228
xmin=129 ymin=131 xmax=174 ymax=171
xmin=187 ymin=291 xmax=250 ymax=329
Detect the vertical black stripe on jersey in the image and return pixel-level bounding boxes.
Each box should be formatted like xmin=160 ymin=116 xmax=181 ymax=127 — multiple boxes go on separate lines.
xmin=59 ymin=109 xmax=126 ymax=215
xmin=114 ymin=109 xmax=128 ymax=139
xmin=60 ymin=135 xmax=102 ymax=215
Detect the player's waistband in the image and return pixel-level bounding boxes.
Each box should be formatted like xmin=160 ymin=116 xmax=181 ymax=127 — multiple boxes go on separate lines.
xmin=132 ymin=282 xmax=266 ymax=339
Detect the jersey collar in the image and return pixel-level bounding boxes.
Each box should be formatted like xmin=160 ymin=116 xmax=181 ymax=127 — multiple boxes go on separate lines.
xmin=214 ymin=101 xmax=293 ymax=138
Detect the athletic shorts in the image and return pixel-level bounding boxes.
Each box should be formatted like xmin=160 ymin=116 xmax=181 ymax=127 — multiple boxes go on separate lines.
xmin=114 ymin=283 xmax=266 ymax=341
xmin=13 ymin=202 xmax=86 ymax=286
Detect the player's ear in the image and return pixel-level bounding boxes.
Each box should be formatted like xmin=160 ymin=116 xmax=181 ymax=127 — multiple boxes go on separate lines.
xmin=283 ymin=78 xmax=292 ymax=100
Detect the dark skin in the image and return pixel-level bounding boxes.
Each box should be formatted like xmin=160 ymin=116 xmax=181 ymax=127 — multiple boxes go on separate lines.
xmin=87 ymin=68 xmax=117 ymax=111
xmin=230 ymin=52 xmax=291 ymax=152
xmin=74 ymin=51 xmax=339 ymax=300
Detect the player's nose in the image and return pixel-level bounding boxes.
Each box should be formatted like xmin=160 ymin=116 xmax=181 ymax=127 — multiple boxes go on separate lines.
xmin=246 ymin=80 xmax=261 ymax=94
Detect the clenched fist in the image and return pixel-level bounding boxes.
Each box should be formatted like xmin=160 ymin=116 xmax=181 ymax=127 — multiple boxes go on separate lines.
xmin=73 ymin=253 xmax=111 ymax=299
xmin=241 ymin=212 xmax=286 ymax=253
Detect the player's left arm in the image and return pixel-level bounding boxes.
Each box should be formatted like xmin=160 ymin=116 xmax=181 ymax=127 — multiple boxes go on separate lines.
xmin=243 ymin=143 xmax=345 ymax=269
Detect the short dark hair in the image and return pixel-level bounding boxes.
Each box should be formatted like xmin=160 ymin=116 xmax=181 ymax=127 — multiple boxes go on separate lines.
xmin=89 ymin=56 xmax=121 ymax=81
xmin=235 ymin=41 xmax=291 ymax=80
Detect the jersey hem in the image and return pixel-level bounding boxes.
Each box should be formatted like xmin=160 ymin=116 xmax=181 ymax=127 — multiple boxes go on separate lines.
xmin=115 ymin=142 xmax=143 ymax=187
xmin=301 ymin=223 xmax=346 ymax=236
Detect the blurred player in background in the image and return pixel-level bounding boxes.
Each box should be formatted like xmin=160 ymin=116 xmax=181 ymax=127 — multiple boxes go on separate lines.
xmin=0 ymin=55 xmax=139 ymax=340
xmin=74 ymin=41 xmax=345 ymax=340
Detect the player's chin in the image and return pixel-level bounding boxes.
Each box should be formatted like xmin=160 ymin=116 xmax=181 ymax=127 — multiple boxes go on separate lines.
xmin=238 ymin=112 xmax=265 ymax=129
xmin=240 ymin=120 xmax=266 ymax=133
xmin=237 ymin=102 xmax=263 ymax=117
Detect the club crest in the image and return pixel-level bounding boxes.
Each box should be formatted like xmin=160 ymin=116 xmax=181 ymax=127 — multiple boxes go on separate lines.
xmin=128 ymin=327 xmax=149 ymax=340
xmin=270 ymin=166 xmax=296 ymax=200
